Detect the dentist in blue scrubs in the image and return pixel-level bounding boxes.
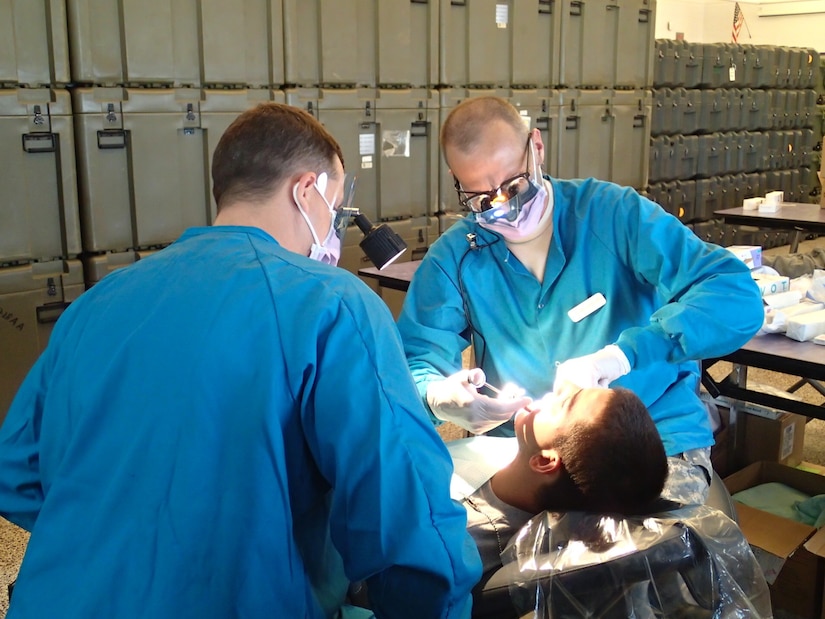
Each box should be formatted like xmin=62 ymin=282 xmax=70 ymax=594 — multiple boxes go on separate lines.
xmin=0 ymin=103 xmax=480 ymax=619
xmin=398 ymin=96 xmax=764 ymax=494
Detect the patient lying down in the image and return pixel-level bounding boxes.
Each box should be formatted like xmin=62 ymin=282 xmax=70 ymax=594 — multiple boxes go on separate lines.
xmin=448 ymin=382 xmax=669 ymax=580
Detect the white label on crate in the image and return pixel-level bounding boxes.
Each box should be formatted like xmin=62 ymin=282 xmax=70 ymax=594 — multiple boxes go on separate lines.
xmin=496 ymin=4 xmax=509 ymax=28
xmin=359 ymin=133 xmax=375 ymax=156
xmin=382 ymin=130 xmax=410 ymax=157
xmin=361 ymin=155 xmax=373 ymax=170
xmin=519 ymin=110 xmax=532 ymax=129
xmin=729 ymin=65 xmax=736 ymax=82
xmin=567 ymin=293 xmax=607 ymax=323
xmin=781 ymin=421 xmax=795 ymax=460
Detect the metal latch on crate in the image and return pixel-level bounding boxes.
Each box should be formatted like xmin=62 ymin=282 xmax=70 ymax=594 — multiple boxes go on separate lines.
xmin=22 ymin=104 xmax=56 ymax=152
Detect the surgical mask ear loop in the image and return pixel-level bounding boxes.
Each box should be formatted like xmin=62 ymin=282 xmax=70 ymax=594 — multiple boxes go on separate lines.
xmin=293 ymin=182 xmax=323 ymax=247
xmin=528 ymin=134 xmax=543 ymax=183
xmin=311 ymin=173 xmax=338 ymax=243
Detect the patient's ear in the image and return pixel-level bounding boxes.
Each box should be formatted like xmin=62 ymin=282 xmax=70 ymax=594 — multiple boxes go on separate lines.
xmin=529 ymin=449 xmax=562 ymax=475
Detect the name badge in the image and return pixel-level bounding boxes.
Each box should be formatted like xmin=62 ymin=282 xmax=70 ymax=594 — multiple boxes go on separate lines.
xmin=567 ymin=293 xmax=606 ymax=323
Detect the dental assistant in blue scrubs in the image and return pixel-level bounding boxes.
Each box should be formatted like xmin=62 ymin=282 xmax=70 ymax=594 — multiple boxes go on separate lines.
xmin=0 ymin=103 xmax=480 ymax=619
xmin=397 ymin=96 xmax=764 ymax=492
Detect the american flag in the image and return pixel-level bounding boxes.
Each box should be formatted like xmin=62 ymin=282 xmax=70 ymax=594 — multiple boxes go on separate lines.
xmin=732 ymin=2 xmax=744 ymax=42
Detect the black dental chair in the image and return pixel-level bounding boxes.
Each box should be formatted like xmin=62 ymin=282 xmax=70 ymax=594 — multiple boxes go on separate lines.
xmin=472 ymin=469 xmax=738 ymax=619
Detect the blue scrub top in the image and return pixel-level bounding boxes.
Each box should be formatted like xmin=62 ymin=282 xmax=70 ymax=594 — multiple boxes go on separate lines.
xmin=0 ymin=226 xmax=480 ymax=619
xmin=398 ymin=178 xmax=764 ymax=456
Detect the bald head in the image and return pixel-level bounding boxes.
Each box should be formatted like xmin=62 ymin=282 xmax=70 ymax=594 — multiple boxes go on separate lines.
xmin=440 ymin=97 xmax=529 ymax=164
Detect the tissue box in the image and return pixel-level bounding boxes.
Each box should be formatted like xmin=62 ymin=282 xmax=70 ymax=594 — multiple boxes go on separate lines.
xmin=726 ymin=245 xmax=762 ymax=269
xmin=752 ymin=273 xmax=790 ymax=296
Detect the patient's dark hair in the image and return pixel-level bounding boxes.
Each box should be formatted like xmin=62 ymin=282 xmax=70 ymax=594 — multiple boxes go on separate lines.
xmin=539 ymin=388 xmax=668 ymax=516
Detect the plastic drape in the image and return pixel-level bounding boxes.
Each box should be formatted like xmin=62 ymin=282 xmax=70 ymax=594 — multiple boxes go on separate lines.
xmin=497 ymin=505 xmax=771 ymax=618
xmin=482 ymin=458 xmax=771 ymax=618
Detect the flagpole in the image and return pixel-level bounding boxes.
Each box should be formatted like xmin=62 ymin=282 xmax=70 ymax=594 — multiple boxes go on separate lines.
xmin=741 ymin=6 xmax=752 ymax=39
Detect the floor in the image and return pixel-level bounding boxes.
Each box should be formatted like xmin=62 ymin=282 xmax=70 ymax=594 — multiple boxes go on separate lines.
xmin=1 ymin=238 xmax=824 ymax=617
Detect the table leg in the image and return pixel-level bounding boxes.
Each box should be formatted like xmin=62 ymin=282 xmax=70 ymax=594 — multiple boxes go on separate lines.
xmin=728 ymin=363 xmax=749 ymax=472
xmin=731 ymin=363 xmax=748 ymax=389
xmin=791 ymin=377 xmax=825 ymax=398
xmin=790 ymin=229 xmax=803 ymax=253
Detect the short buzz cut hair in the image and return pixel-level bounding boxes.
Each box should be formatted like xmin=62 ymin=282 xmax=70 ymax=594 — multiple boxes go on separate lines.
xmin=551 ymin=388 xmax=668 ymax=516
xmin=211 ymin=103 xmax=345 ymax=211
xmin=439 ymin=96 xmax=528 ymax=162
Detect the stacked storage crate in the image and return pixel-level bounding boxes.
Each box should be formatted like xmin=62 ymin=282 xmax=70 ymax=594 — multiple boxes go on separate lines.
xmin=648 ymin=41 xmax=819 ymax=248
xmin=0 ymin=2 xmax=84 ymax=422
xmin=813 ymin=55 xmax=825 ymax=204
xmin=68 ymin=0 xmax=287 ymax=285
xmin=436 ymin=0 xmax=657 ymax=233
xmin=1 ymin=0 xmax=663 ymax=420
xmin=281 ymin=0 xmax=441 ymax=298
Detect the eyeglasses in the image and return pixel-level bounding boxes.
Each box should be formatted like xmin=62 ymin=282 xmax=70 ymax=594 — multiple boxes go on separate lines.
xmin=454 ymin=138 xmax=533 ymax=213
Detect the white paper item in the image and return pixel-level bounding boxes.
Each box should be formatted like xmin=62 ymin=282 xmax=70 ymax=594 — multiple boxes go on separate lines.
xmin=752 ymin=273 xmax=790 ymax=297
xmin=726 ymin=245 xmax=762 ymax=269
xmin=763 ymin=301 xmax=824 ymax=333
xmin=743 ymin=197 xmax=763 ymax=211
xmin=809 ymin=270 xmax=825 ymax=303
xmin=758 ymin=200 xmax=780 ymax=213
xmin=763 ymin=290 xmax=803 ymax=310
xmin=785 ymin=308 xmax=825 ymax=342
xmin=764 ymin=190 xmax=784 ymax=206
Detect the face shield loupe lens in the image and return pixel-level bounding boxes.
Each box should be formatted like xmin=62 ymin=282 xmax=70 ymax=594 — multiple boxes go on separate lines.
xmin=335 ymin=174 xmax=407 ymax=270
xmin=454 ymin=136 xmax=544 ymax=224
xmin=333 ymin=174 xmax=358 ymax=244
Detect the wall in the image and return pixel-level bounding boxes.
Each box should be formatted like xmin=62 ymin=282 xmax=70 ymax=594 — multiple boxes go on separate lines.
xmin=656 ymin=0 xmax=825 ymax=49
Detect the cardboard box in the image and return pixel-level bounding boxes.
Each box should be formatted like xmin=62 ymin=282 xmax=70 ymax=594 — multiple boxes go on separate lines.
xmin=752 ymin=273 xmax=791 ymax=297
xmin=737 ymin=410 xmax=806 ymax=468
xmin=725 ymin=245 xmax=763 ymax=269
xmin=725 ymin=462 xmax=825 ymax=619
xmin=715 ymin=387 xmax=807 ymax=422
xmin=798 ymin=461 xmax=825 ymax=477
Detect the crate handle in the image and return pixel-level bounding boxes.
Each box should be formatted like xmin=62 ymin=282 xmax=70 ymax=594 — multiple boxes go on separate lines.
xmin=37 ymin=302 xmax=71 ymax=324
xmin=22 ymin=133 xmax=56 ymax=153
xmin=97 ymin=130 xmax=127 ymax=149
xmin=411 ymin=120 xmax=429 ymax=137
